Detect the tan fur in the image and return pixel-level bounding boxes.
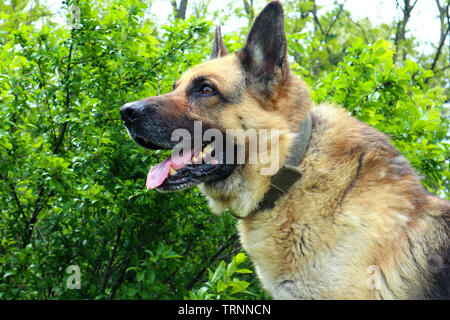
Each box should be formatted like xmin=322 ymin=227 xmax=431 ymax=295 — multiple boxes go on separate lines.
xmin=185 ymin=58 xmax=450 ymax=299
xmin=130 ymin=10 xmax=449 ymax=298
xmin=230 ymin=102 xmax=449 ymax=299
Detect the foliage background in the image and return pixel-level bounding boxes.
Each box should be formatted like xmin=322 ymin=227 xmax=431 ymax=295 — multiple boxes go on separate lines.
xmin=0 ymin=0 xmax=448 ymax=299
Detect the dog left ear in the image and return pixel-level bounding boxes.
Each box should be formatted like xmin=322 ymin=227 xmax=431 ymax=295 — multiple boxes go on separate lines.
xmin=210 ymin=25 xmax=229 ymax=59
xmin=239 ymin=1 xmax=288 ymax=84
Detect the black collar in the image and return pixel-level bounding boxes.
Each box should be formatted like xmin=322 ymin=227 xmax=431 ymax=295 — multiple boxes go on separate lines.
xmin=230 ymin=114 xmax=312 ymax=219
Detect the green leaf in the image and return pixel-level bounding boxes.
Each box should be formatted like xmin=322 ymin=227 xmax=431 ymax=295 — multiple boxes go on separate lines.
xmin=235 ymin=268 xmax=253 ymax=274
xmin=216 ymin=279 xmax=227 ymax=293
xmin=422 ymin=70 xmax=434 ymax=78
xmin=210 ymin=261 xmax=226 ymax=283
xmin=229 ymin=280 xmax=250 ymax=295
xmin=235 ymin=253 xmax=246 ymax=265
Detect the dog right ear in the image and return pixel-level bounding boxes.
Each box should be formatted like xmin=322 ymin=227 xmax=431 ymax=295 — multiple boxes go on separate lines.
xmin=239 ymin=1 xmax=288 ymax=85
xmin=210 ymin=25 xmax=229 ymax=59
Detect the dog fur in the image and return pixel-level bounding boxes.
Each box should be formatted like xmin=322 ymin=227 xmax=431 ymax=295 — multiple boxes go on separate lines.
xmin=123 ymin=1 xmax=450 ymax=299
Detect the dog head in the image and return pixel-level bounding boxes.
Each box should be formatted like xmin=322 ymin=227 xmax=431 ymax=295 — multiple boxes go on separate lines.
xmin=121 ymin=1 xmax=311 ymax=210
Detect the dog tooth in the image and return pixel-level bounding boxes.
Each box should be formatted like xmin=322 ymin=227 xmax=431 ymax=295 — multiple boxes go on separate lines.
xmin=169 ymin=167 xmax=177 ymax=176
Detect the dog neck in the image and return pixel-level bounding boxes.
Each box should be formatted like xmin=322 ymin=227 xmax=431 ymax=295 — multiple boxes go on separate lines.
xmin=230 ymin=114 xmax=312 ymax=219
xmin=200 ymin=112 xmax=313 ymax=218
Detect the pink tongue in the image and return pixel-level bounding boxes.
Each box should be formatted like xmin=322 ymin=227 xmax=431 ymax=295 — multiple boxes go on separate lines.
xmin=146 ymin=158 xmax=172 ymax=190
xmin=146 ymin=150 xmax=193 ymax=190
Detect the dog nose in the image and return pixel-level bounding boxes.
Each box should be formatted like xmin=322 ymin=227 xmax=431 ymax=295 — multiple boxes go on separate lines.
xmin=120 ymin=102 xmax=144 ymax=123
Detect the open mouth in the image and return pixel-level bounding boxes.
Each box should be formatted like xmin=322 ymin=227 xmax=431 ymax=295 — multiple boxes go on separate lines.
xmin=138 ymin=136 xmax=237 ymax=192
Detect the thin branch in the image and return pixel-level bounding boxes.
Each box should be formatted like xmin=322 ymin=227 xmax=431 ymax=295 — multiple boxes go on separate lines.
xmin=53 ymin=0 xmax=80 ymax=154
xmin=121 ymin=32 xmax=195 ymax=90
xmin=393 ymin=0 xmax=418 ymax=62
xmin=11 ymin=183 xmax=26 ymax=220
xmin=429 ymin=0 xmax=450 ymax=74
xmin=324 ymin=1 xmax=346 ymax=39
xmin=53 ymin=39 xmax=73 ymax=154
xmin=311 ymin=0 xmax=326 ymax=36
xmin=23 ymin=189 xmax=55 ymax=247
xmin=434 ymin=64 xmax=450 ymax=73
xmin=0 ymin=173 xmax=26 ymax=221
xmin=310 ymin=0 xmax=347 ymax=60
xmin=109 ymin=259 xmax=130 ymax=300
xmin=217 ymin=244 xmax=242 ymax=261
xmin=349 ymin=17 xmax=370 ymax=43
xmin=186 ymin=234 xmax=238 ymax=290
xmin=242 ymin=0 xmax=255 ymax=25
xmin=102 ymin=223 xmax=124 ymax=292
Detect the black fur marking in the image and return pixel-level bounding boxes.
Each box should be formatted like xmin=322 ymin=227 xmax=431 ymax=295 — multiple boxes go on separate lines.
xmin=428 ymin=214 xmax=450 ymax=299
xmin=298 ymin=224 xmax=309 ymax=257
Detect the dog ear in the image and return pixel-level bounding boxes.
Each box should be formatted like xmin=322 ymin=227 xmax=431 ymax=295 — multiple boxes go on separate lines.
xmin=239 ymin=1 xmax=288 ymax=84
xmin=210 ymin=25 xmax=229 ymax=59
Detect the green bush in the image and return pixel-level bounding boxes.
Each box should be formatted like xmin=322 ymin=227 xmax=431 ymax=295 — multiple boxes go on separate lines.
xmin=0 ymin=0 xmax=254 ymax=299
xmin=187 ymin=253 xmax=262 ymax=300
xmin=0 ymin=0 xmax=447 ymax=300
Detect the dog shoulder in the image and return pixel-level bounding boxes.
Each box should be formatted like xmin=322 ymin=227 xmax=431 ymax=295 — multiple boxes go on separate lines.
xmin=309 ymin=103 xmax=450 ymax=299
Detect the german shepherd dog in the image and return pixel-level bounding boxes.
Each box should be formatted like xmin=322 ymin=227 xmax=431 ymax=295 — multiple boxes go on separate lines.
xmin=121 ymin=1 xmax=449 ymax=299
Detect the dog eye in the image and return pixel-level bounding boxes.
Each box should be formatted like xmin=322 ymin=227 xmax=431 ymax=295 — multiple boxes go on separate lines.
xmin=202 ymin=85 xmax=214 ymax=95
